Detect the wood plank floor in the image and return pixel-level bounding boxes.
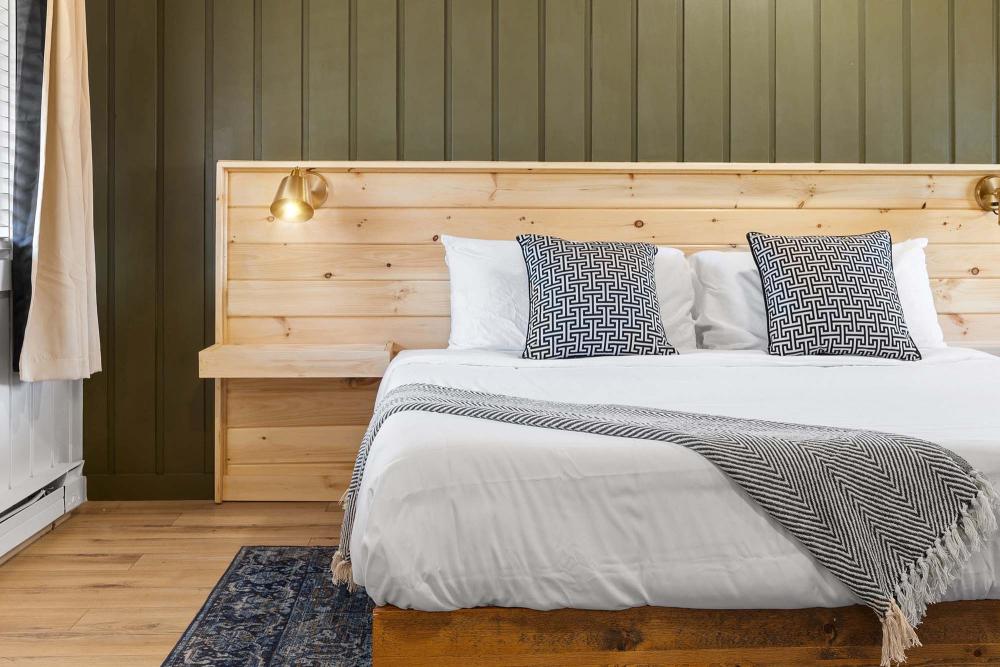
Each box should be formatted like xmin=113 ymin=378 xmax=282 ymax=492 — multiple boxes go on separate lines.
xmin=0 ymin=500 xmax=342 ymax=666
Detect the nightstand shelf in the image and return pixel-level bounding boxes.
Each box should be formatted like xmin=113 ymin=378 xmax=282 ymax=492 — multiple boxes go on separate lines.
xmin=199 ymin=342 xmax=398 ymax=379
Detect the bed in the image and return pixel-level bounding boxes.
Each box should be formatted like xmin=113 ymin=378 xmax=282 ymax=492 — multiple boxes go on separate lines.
xmin=359 ymin=347 xmax=1000 ymax=665
xmin=354 ymin=347 xmax=1000 ymax=610
xmin=209 ymin=161 xmax=1000 ymax=666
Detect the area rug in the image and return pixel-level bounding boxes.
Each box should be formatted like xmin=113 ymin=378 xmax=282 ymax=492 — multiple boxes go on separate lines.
xmin=163 ymin=546 xmax=373 ymax=666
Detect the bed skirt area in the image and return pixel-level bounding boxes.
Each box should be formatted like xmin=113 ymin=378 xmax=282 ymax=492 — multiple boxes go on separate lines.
xmin=371 ymin=601 xmax=1000 ymax=666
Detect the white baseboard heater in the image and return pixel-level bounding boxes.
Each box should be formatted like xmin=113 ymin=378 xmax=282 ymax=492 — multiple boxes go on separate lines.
xmin=0 ymin=464 xmax=85 ymax=558
xmin=0 ymin=239 xmax=85 ymax=561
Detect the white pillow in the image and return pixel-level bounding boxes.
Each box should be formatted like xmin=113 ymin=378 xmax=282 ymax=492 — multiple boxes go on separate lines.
xmin=893 ymin=238 xmax=946 ymax=350
xmin=442 ymin=235 xmax=697 ymax=352
xmin=689 ymin=238 xmax=945 ymax=352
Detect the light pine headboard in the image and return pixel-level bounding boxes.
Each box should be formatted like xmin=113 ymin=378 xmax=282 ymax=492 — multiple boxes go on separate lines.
xmin=214 ymin=161 xmax=1000 ymax=501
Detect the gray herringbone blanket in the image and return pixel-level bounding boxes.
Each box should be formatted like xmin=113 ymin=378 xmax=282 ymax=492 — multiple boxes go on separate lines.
xmin=332 ymin=383 xmax=1000 ymax=666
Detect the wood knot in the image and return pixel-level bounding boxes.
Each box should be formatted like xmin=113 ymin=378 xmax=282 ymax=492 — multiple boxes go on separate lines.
xmin=634 ymin=220 xmax=644 ymax=228
xmin=971 ymin=267 xmax=981 ymax=276
xmin=822 ymin=622 xmax=836 ymax=635
xmin=324 ymin=272 xmax=333 ymax=279
xmin=432 ymin=234 xmax=440 ymax=242
xmin=267 ymin=215 xmax=275 ymax=222
xmin=599 ymin=628 xmax=643 ymax=651
xmin=974 ymin=648 xmax=983 ymax=657
xmin=386 ymin=262 xmax=392 ymax=268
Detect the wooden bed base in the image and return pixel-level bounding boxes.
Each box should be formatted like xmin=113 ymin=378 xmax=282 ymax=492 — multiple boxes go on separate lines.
xmin=372 ymin=600 xmax=1000 ymax=666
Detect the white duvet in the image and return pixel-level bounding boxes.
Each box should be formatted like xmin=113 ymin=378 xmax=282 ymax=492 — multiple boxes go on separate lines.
xmin=351 ymin=347 xmax=1000 ymax=611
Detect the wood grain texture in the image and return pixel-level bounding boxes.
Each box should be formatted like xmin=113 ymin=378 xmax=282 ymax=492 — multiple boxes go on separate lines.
xmin=229 ymin=207 xmax=1000 ymax=245
xmin=212 ymin=162 xmax=1000 ymax=501
xmin=225 ymin=378 xmax=379 ymax=428
xmin=0 ymin=501 xmax=341 ymax=665
xmin=372 ymin=601 xmax=1000 ymax=666
xmin=227 ymin=170 xmax=987 ymax=208
xmin=199 ymin=343 xmax=394 ymax=378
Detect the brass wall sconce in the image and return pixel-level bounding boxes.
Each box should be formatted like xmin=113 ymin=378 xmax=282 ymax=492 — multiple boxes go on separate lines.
xmin=270 ymin=167 xmax=329 ymax=222
xmin=974 ymin=175 xmax=1000 ymax=216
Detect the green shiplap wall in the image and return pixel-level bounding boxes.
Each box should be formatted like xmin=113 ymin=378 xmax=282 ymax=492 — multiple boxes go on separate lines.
xmin=84 ymin=0 xmax=1000 ymax=499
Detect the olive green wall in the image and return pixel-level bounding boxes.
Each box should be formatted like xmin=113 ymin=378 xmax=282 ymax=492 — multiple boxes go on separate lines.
xmin=84 ymin=0 xmax=1000 ymax=499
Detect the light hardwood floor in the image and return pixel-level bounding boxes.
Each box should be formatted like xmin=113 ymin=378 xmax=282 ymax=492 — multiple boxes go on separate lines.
xmin=0 ymin=500 xmax=342 ymax=666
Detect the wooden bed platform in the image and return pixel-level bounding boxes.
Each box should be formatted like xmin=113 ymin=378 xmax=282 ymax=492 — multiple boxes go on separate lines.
xmin=372 ymin=601 xmax=1000 ymax=666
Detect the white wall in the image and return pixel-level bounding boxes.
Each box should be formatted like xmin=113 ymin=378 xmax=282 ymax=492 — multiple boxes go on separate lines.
xmin=0 ymin=283 xmax=83 ymax=513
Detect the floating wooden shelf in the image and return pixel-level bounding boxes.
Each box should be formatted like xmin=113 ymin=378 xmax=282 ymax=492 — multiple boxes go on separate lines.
xmin=199 ymin=342 xmax=398 ymax=378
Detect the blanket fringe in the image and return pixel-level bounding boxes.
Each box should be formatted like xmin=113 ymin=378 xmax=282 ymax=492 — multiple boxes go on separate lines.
xmin=883 ymin=472 xmax=1000 ymax=666
xmin=331 ymin=549 xmax=357 ymax=592
xmin=881 ymin=600 xmax=921 ymax=666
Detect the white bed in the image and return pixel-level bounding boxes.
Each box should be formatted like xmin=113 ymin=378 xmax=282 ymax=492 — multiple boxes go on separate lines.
xmin=351 ymin=347 xmax=1000 ymax=612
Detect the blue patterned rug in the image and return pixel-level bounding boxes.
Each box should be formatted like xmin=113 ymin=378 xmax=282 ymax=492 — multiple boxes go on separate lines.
xmin=163 ymin=546 xmax=373 ymax=666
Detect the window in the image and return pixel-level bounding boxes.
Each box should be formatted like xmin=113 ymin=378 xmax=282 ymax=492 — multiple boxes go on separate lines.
xmin=0 ymin=0 xmax=12 ymax=238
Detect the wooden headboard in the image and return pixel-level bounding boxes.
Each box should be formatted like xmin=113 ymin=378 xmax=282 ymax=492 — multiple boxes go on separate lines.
xmin=212 ymin=161 xmax=1000 ymax=501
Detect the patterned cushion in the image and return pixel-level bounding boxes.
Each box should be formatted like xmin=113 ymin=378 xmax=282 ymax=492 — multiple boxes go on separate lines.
xmin=747 ymin=230 xmax=920 ymax=360
xmin=517 ymin=234 xmax=677 ymax=359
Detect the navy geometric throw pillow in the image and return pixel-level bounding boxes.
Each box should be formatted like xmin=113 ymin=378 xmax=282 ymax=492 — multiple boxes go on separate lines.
xmin=747 ymin=230 xmax=920 ymax=361
xmin=517 ymin=234 xmax=677 ymax=360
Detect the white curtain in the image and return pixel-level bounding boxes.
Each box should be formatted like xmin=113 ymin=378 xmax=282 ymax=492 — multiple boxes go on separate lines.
xmin=18 ymin=0 xmax=100 ymax=381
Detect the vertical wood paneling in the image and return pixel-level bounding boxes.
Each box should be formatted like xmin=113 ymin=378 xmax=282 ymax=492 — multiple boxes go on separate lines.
xmin=544 ymin=0 xmax=587 ymax=161
xmin=683 ymin=0 xmax=728 ymax=161
xmin=84 ymin=0 xmax=111 ymax=475
xmin=86 ymin=0 xmax=1000 ymax=498
xmin=636 ymin=0 xmax=681 ymax=160
xmin=306 ymin=0 xmax=350 ymax=159
xmin=730 ymin=0 xmax=772 ymax=162
xmin=497 ymin=0 xmax=539 ymax=160
xmin=591 ymin=0 xmax=634 ymax=161
xmin=212 ymin=0 xmax=255 ymax=160
xmin=112 ymin=0 xmax=157 ymax=474
xmin=402 ymin=0 xmax=446 ymax=159
xmin=162 ymin=0 xmax=207 ymax=474
xmin=775 ymin=0 xmax=818 ymax=161
xmin=864 ymin=0 xmax=905 ymax=162
xmin=449 ymin=0 xmax=492 ymax=159
xmin=259 ymin=0 xmax=303 ymax=159
xmin=355 ymin=0 xmax=398 ymax=158
xmin=909 ymin=0 xmax=951 ymax=162
xmin=953 ymin=0 xmax=997 ymax=163
xmin=820 ymin=0 xmax=861 ymax=162
xmin=909 ymin=0 xmax=950 ymax=163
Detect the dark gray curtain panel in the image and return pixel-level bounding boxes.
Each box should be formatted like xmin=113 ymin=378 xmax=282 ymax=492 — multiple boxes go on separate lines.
xmin=12 ymin=0 xmax=46 ymax=371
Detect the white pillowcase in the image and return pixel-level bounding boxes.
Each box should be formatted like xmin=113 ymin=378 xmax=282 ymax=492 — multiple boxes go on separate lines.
xmin=442 ymin=235 xmax=697 ymax=352
xmin=689 ymin=238 xmax=945 ymax=352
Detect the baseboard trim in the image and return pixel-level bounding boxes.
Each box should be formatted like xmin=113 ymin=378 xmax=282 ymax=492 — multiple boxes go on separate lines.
xmin=86 ymin=473 xmax=214 ymax=500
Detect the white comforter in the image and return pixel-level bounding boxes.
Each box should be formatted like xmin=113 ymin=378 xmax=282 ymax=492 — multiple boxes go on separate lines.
xmin=351 ymin=347 xmax=1000 ymax=611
